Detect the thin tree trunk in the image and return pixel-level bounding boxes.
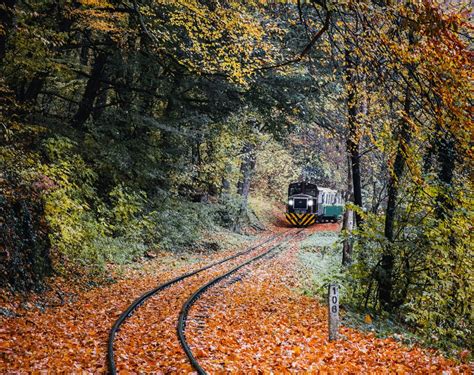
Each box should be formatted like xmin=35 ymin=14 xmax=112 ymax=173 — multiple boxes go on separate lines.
xmin=435 ymin=127 xmax=455 ymax=219
xmin=380 ymin=83 xmax=412 ymax=311
xmin=220 ymin=162 xmax=232 ymax=197
xmin=342 ymin=156 xmax=354 ymax=266
xmin=79 ymin=30 xmax=91 ymax=66
xmin=71 ymin=52 xmax=107 ymax=130
xmin=237 ymin=143 xmax=256 ymax=199
xmin=384 ymin=85 xmax=412 ymax=241
xmin=345 ymin=48 xmax=363 ymax=226
xmin=235 ymin=143 xmax=256 ymax=231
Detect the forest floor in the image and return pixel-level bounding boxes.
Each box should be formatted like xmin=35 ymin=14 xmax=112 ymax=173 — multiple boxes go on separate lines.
xmin=0 ymin=214 xmax=471 ymax=373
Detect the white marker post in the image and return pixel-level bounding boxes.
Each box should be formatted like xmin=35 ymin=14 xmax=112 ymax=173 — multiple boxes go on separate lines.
xmin=328 ymin=283 xmax=339 ymax=341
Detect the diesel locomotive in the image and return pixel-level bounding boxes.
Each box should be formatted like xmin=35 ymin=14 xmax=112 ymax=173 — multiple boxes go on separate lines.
xmin=285 ymin=181 xmax=344 ymax=227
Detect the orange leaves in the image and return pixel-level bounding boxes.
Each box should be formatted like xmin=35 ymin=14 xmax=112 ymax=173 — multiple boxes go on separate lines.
xmin=183 ymin=240 xmax=471 ymax=374
xmin=292 ymin=345 xmax=302 ymax=356
xmin=0 ymin=246 xmax=243 ymax=372
xmin=364 ymin=313 xmax=373 ymax=324
xmin=1 ymin=228 xmax=471 ymax=372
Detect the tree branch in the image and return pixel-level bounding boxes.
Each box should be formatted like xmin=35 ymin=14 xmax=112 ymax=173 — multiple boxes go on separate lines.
xmin=259 ymin=5 xmax=332 ymax=71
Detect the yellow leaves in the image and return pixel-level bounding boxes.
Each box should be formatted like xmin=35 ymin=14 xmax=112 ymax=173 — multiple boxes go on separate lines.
xmin=72 ymin=0 xmax=130 ymax=36
xmin=147 ymin=0 xmax=273 ymax=85
xmin=78 ymin=0 xmax=113 ymax=7
xmin=364 ymin=314 xmax=372 ymax=324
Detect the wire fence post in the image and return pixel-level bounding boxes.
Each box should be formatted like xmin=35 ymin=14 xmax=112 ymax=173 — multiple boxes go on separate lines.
xmin=328 ymin=283 xmax=339 ymax=341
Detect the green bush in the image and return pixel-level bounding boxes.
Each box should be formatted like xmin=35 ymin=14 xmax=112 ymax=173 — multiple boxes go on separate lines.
xmin=347 ymin=203 xmax=473 ymax=352
xmin=21 ymin=136 xmax=265 ymax=278
xmin=38 ymin=137 xmax=155 ymax=273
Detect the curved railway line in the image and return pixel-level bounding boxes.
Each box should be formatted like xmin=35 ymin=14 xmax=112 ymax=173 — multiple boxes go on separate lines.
xmin=107 ymin=229 xmax=303 ymax=374
xmin=177 ymin=229 xmax=304 ymax=374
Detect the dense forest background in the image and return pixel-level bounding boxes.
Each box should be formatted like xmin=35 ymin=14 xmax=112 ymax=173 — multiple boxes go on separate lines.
xmin=1 ymin=0 xmax=472 ymax=352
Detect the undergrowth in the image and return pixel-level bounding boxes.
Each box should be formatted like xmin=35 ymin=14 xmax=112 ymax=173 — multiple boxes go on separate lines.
xmin=17 ymin=136 xmax=264 ymax=281
xmin=297 ymin=230 xmax=472 ymax=361
xmin=298 ymin=231 xmax=345 ymax=301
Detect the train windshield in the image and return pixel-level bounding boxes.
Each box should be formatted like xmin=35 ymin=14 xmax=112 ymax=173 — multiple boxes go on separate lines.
xmin=289 ymin=183 xmax=302 ymax=196
xmin=288 ymin=182 xmax=318 ymax=196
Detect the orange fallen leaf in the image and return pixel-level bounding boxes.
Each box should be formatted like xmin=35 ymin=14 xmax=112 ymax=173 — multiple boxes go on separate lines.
xmin=364 ymin=314 xmax=373 ymax=324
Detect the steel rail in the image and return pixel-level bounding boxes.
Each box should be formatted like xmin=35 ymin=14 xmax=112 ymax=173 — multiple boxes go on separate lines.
xmin=107 ymin=232 xmax=283 ymax=374
xmin=177 ymin=229 xmax=304 ymax=375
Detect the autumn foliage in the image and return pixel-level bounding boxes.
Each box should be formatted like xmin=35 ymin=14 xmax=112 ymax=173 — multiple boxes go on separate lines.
xmin=0 ymin=0 xmax=473 ymax=371
xmin=1 ymin=227 xmax=471 ymax=372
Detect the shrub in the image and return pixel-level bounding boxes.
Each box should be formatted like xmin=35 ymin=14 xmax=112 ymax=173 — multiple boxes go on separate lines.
xmin=347 ymin=203 xmax=473 ymax=352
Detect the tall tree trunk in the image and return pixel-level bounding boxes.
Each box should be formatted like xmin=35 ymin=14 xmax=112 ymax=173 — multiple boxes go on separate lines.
xmin=435 ymin=127 xmax=455 ymax=219
xmin=237 ymin=143 xmax=256 ymax=199
xmin=71 ymin=52 xmax=107 ymax=130
xmin=220 ymin=162 xmax=233 ymax=198
xmin=79 ymin=30 xmax=91 ymax=66
xmin=342 ymin=156 xmax=354 ymax=266
xmin=379 ymin=26 xmax=415 ymax=310
xmin=206 ymin=141 xmax=218 ymax=197
xmin=345 ymin=48 xmax=363 ymax=226
xmin=384 ymin=85 xmax=412 ymax=241
xmin=191 ymin=134 xmax=207 ymax=202
xmin=379 ymin=83 xmax=412 ymax=311
xmin=234 ymin=143 xmax=256 ymax=232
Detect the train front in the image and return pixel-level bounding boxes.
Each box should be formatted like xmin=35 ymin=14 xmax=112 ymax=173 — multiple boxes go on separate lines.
xmin=285 ymin=182 xmax=317 ymax=227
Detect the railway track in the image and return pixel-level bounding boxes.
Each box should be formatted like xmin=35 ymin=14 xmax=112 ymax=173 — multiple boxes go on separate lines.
xmin=177 ymin=229 xmax=305 ymax=375
xmin=107 ymin=229 xmax=300 ymax=374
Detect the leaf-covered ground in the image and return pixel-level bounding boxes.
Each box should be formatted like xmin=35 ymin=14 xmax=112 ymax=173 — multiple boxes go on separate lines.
xmin=1 ymin=224 xmax=471 ymax=373
xmin=186 ymin=237 xmax=471 ymax=373
xmin=0 ymin=231 xmax=258 ymax=372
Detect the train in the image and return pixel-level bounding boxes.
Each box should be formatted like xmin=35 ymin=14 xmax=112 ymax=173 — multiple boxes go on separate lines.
xmin=285 ymin=181 xmax=344 ymax=227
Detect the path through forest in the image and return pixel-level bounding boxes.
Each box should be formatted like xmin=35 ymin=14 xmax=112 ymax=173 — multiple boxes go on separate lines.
xmin=1 ymin=221 xmax=470 ymax=373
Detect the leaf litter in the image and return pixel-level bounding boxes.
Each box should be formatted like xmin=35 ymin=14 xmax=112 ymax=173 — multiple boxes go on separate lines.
xmin=1 ymin=224 xmax=470 ymax=373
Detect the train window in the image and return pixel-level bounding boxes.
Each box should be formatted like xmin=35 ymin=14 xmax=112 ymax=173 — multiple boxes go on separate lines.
xmin=305 ymin=185 xmax=317 ymax=197
xmin=289 ymin=183 xmax=302 ymax=196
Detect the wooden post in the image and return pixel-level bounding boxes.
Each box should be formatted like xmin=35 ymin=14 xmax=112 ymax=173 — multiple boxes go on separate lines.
xmin=328 ymin=283 xmax=339 ymax=341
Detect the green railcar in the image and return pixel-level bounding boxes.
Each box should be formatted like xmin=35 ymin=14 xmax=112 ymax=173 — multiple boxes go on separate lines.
xmin=316 ymin=187 xmax=344 ymax=223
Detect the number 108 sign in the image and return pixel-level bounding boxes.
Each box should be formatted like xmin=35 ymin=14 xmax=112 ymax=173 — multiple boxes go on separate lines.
xmin=328 ymin=284 xmax=339 ymax=341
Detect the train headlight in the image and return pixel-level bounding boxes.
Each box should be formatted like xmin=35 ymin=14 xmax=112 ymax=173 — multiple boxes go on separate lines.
xmin=288 ymin=199 xmax=294 ymax=205
xmin=308 ymin=200 xmax=313 ymax=206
